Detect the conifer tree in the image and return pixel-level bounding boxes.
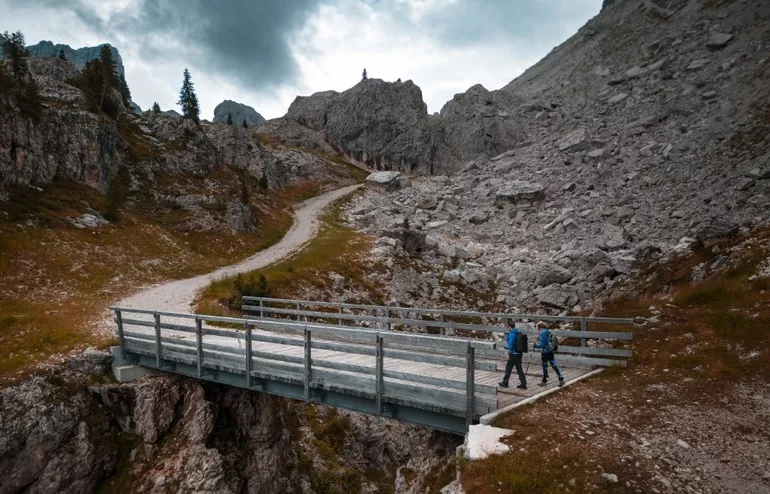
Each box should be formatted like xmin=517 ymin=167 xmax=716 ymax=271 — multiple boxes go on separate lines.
xmin=226 ymin=113 xmax=233 ymax=125
xmin=177 ymin=68 xmax=200 ymax=124
xmin=98 ymin=45 xmax=119 ymax=110
xmin=58 ymin=48 xmax=66 ymax=60
xmin=242 ymin=119 xmax=248 ymax=128
xmin=119 ymin=73 xmax=131 ymax=107
xmin=2 ymin=30 xmax=29 ymax=99
xmin=152 ymin=101 xmax=161 ymax=114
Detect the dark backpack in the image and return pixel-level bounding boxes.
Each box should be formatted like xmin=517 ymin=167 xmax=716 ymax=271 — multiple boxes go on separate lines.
xmin=514 ymin=332 xmax=528 ymax=353
xmin=546 ymin=330 xmax=559 ymax=353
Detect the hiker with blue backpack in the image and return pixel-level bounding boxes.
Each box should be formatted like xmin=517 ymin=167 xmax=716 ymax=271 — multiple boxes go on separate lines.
xmin=498 ymin=319 xmax=528 ymax=390
xmin=535 ymin=322 xmax=565 ymax=387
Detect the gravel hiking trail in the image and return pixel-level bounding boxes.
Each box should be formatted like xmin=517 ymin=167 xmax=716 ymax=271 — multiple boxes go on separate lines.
xmin=111 ymin=184 xmax=362 ymax=317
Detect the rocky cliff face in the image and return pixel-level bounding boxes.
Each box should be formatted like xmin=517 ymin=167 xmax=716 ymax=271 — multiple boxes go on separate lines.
xmin=24 ymin=41 xmax=126 ymax=77
xmin=0 ymin=56 xmax=361 ymax=233
xmin=284 ymin=79 xmax=451 ymax=174
xmin=0 ymin=351 xmax=457 ymax=494
xmin=213 ymin=100 xmax=265 ymax=126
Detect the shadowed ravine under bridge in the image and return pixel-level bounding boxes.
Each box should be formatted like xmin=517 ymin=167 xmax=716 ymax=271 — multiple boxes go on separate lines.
xmin=110 ymin=297 xmax=635 ymax=434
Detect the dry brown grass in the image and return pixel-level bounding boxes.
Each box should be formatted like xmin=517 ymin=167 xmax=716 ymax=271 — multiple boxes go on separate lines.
xmin=462 ymin=229 xmax=770 ymax=492
xmin=0 ymin=172 xmax=329 ymax=378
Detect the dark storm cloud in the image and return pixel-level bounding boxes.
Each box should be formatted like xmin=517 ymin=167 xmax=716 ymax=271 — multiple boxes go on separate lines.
xmin=13 ymin=0 xmax=323 ymax=91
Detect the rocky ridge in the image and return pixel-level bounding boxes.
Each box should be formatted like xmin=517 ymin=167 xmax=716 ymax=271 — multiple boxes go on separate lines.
xmin=20 ymin=40 xmax=126 ymax=77
xmin=1 ymin=56 xmax=362 ymax=231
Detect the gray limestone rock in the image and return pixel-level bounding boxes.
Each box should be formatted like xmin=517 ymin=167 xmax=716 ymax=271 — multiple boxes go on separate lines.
xmin=538 ymin=285 xmax=579 ymax=309
xmin=366 ymin=171 xmax=404 ymax=193
xmin=557 ymin=128 xmax=589 ymax=152
xmin=212 ymin=100 xmax=265 ymax=126
xmin=706 ymin=33 xmax=734 ymax=51
xmin=494 ymin=182 xmax=545 ymax=206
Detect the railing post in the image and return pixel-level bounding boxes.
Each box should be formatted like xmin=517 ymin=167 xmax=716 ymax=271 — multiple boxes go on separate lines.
xmin=375 ymin=334 xmax=384 ymax=414
xmin=259 ymin=299 xmax=264 ymax=318
xmin=154 ymin=313 xmax=162 ymax=368
xmin=244 ymin=323 xmax=252 ymax=388
xmin=338 ymin=303 xmax=343 ymax=326
xmin=386 ymin=307 xmax=392 ymax=331
xmin=304 ymin=326 xmax=311 ymax=401
xmin=195 ymin=317 xmax=203 ymax=378
xmin=465 ymin=341 xmax=475 ymax=428
xmin=296 ymin=301 xmax=301 ymax=321
xmin=580 ymin=318 xmax=588 ymax=347
xmin=440 ymin=311 xmax=445 ymax=336
xmin=115 ymin=309 xmax=125 ymax=355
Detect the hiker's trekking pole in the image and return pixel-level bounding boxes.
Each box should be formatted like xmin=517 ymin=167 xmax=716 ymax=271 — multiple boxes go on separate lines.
xmin=525 ymin=343 xmax=533 ymax=373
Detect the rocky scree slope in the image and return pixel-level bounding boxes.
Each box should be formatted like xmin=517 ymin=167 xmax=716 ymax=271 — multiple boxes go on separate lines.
xmin=0 ymin=351 xmax=457 ymax=494
xmin=347 ymin=0 xmax=770 ymax=314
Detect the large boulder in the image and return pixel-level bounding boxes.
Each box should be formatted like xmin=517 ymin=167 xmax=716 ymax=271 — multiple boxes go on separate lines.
xmin=557 ymin=128 xmax=588 ymax=152
xmin=494 ymin=181 xmax=545 ymax=206
xmin=212 ymin=100 xmax=265 ymax=126
xmin=537 ymin=285 xmax=579 ymax=309
xmin=366 ymin=171 xmax=404 ymax=193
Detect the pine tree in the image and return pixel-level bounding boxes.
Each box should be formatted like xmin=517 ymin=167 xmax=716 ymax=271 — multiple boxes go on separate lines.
xmin=98 ymin=45 xmax=119 ymax=111
xmin=242 ymin=119 xmax=248 ymax=128
xmin=20 ymin=73 xmax=42 ymax=121
xmin=58 ymin=49 xmax=66 ymax=60
xmin=177 ymin=68 xmax=200 ymax=124
xmin=152 ymin=101 xmax=161 ymax=114
xmin=226 ymin=113 xmax=233 ymax=125
xmin=362 ymin=68 xmax=367 ymax=80
xmin=2 ymin=30 xmax=29 ymax=99
xmin=119 ymin=73 xmax=131 ymax=107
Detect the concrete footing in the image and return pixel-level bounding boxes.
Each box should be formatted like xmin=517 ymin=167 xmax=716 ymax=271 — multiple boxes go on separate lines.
xmin=111 ymin=346 xmax=150 ymax=383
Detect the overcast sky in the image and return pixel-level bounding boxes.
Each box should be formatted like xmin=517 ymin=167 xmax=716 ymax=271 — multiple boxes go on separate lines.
xmin=3 ymin=0 xmax=602 ymax=120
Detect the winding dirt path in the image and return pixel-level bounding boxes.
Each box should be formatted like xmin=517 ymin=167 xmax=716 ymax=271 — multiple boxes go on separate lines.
xmin=113 ymin=184 xmax=362 ymax=314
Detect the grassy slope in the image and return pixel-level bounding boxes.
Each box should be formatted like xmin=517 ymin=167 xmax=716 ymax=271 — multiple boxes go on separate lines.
xmin=461 ymin=229 xmax=770 ymax=493
xmin=194 ymin=190 xmax=384 ymax=317
xmin=0 ymin=139 xmax=365 ymax=378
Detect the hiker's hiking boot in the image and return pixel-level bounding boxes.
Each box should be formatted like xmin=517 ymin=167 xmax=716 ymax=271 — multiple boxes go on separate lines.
xmin=498 ymin=381 xmax=508 ymax=388
xmin=538 ymin=379 xmax=548 ymax=387
xmin=516 ymin=384 xmax=527 ymax=390
xmin=558 ymin=378 xmax=565 ymax=387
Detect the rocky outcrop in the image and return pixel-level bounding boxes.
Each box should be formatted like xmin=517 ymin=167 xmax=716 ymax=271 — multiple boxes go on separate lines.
xmin=286 ymin=79 xmax=445 ymax=174
xmin=212 ymin=100 xmax=265 ymax=126
xmin=437 ymin=84 xmax=526 ymax=162
xmin=23 ymin=41 xmax=126 ymax=77
xmin=0 ymin=351 xmax=457 ymax=494
xmin=0 ymin=97 xmax=126 ymax=191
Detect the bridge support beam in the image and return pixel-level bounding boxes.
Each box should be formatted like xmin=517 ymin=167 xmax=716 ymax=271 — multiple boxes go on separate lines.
xmin=304 ymin=326 xmax=311 ymax=401
xmin=244 ymin=323 xmax=252 ymax=388
xmin=465 ymin=342 xmax=475 ymax=428
xmin=375 ymin=334 xmax=384 ymax=414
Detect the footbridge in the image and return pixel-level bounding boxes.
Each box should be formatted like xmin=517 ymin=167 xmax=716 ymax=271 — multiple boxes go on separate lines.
xmin=110 ymin=297 xmax=634 ymax=434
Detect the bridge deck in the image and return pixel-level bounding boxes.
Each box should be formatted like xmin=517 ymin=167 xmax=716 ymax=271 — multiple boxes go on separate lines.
xmin=113 ymin=306 xmax=614 ymax=434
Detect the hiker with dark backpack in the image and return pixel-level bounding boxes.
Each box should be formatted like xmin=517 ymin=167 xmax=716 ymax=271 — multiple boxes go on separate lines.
xmin=499 ymin=319 xmax=528 ymax=390
xmin=534 ymin=322 xmax=565 ymax=387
